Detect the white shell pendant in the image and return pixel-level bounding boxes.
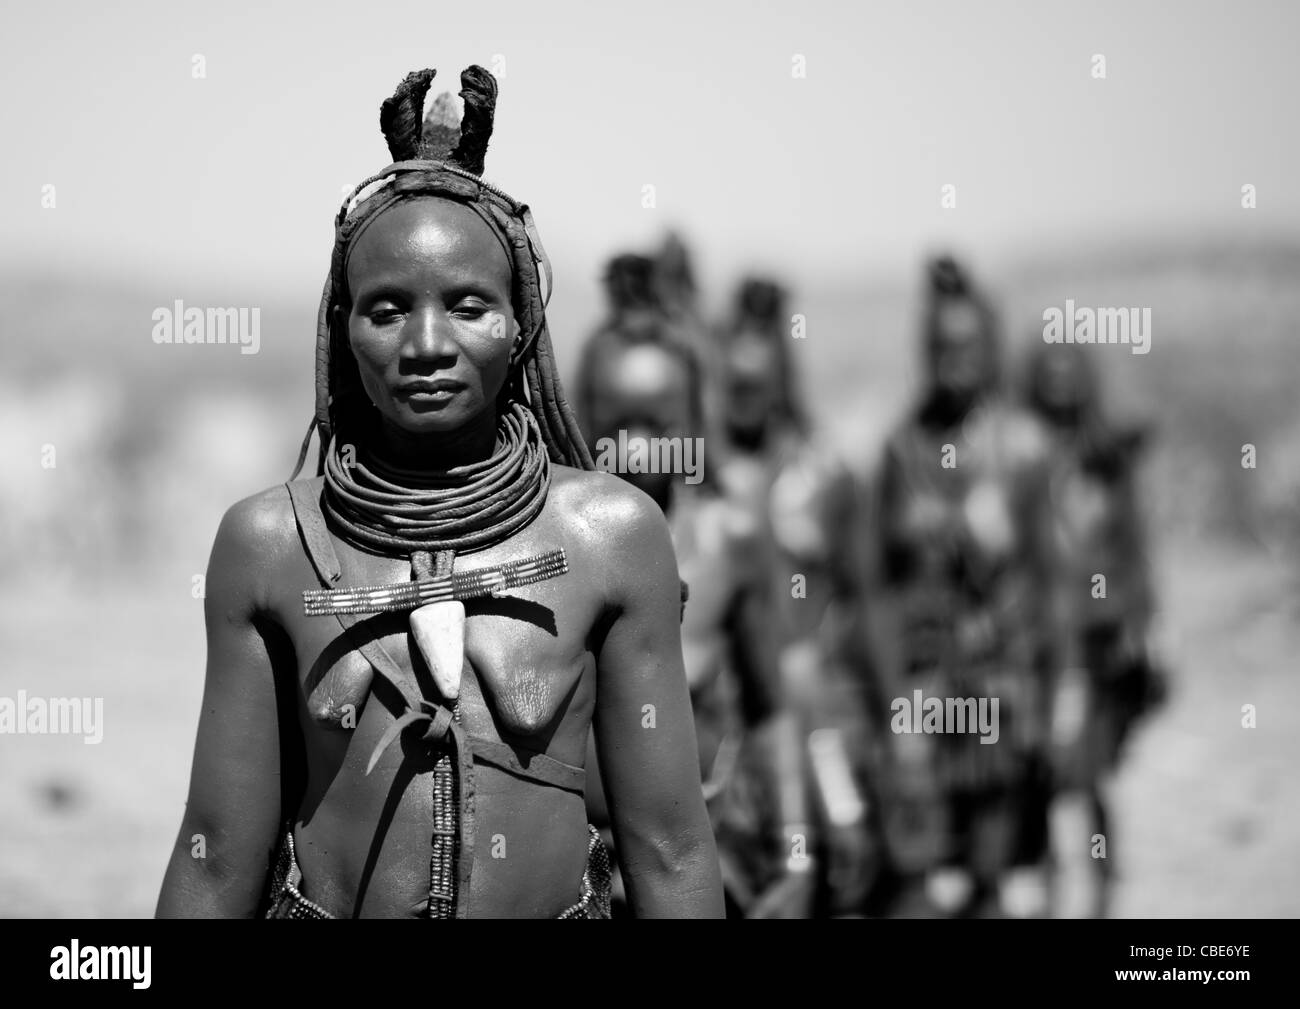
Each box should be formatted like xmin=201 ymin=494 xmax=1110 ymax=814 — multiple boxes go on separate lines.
xmin=409 ymin=600 xmax=466 ymax=700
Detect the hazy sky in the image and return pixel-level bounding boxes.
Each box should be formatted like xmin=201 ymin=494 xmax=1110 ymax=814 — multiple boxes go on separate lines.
xmin=3 ymin=0 xmax=1297 ymax=301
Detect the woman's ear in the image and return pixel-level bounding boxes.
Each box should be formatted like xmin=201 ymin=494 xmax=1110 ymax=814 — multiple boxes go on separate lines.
xmin=333 ymin=303 xmax=348 ymax=346
xmin=503 ymin=314 xmax=524 ymax=363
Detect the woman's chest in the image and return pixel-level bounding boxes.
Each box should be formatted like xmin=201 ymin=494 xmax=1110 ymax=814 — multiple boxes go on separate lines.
xmin=280 ymin=535 xmax=598 ymax=741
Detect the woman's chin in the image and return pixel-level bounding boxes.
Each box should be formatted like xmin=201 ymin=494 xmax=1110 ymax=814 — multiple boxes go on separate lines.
xmin=387 ymin=403 xmax=477 ymax=436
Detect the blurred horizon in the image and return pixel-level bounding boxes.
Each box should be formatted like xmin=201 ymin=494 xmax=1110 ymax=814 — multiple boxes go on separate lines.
xmin=6 ymin=227 xmax=1300 ymax=580
xmin=4 ymin=1 xmax=1299 ymax=296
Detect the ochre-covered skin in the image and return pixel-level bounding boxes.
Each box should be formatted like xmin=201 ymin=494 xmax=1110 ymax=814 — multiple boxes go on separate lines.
xmin=156 ymin=195 xmax=723 ymax=919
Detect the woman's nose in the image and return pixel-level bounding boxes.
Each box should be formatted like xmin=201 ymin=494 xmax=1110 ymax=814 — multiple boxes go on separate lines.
xmin=403 ymin=306 xmax=457 ymax=362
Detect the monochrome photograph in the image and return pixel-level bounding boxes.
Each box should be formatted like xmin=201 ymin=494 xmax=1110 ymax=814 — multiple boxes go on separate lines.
xmin=0 ymin=3 xmax=1293 ymax=978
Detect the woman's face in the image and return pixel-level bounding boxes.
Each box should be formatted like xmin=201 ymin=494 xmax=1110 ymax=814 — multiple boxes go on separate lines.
xmin=1035 ymin=347 xmax=1092 ymax=414
xmin=930 ymin=299 xmax=990 ymax=401
xmin=724 ymin=332 xmax=781 ymax=435
xmin=342 ymin=198 xmax=517 ymax=437
xmin=587 ymin=342 xmax=695 ymax=447
xmin=586 ymin=341 xmax=694 ymax=499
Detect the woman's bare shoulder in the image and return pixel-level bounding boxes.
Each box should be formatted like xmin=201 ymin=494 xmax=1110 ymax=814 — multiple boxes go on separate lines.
xmin=548 ymin=467 xmax=680 ymax=617
xmin=548 ymin=466 xmax=667 ymax=543
xmin=217 ymin=481 xmax=308 ymax=551
xmin=207 ymin=480 xmax=312 ymax=607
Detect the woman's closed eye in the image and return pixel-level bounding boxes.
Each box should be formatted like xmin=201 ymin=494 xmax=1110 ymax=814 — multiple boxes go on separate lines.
xmin=366 ymin=302 xmax=405 ymax=325
xmin=451 ymin=298 xmax=493 ymax=320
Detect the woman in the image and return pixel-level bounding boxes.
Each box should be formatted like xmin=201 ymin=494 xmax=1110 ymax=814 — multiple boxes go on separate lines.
xmin=1023 ymin=340 xmax=1165 ymax=917
xmin=575 ymin=329 xmax=817 ymax=917
xmin=156 ymin=66 xmax=723 ymax=919
xmin=870 ymin=256 xmax=1055 ymax=917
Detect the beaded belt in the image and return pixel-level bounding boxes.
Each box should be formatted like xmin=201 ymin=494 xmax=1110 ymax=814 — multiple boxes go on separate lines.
xmin=264 ymin=824 xmax=612 ymax=919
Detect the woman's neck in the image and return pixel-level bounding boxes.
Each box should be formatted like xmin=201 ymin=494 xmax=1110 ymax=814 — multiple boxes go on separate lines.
xmin=370 ymin=408 xmax=499 ymax=471
xmin=920 ymin=387 xmax=984 ymax=430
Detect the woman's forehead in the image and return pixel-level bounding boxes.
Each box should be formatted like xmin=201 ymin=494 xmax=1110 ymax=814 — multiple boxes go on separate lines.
xmin=347 ymin=197 xmax=511 ymax=287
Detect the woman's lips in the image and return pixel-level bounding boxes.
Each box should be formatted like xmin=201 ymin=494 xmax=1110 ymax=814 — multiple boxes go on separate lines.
xmin=395 ymin=379 xmax=466 ymax=405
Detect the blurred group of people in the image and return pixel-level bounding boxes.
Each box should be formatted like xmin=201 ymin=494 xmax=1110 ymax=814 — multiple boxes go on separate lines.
xmin=573 ymin=236 xmax=1168 ymax=918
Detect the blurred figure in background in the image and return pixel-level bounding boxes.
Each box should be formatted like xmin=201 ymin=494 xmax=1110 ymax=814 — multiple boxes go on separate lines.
xmin=575 ymin=252 xmax=679 ymax=435
xmin=592 ymin=252 xmax=668 ymax=344
xmin=714 ymin=277 xmax=807 ymax=506
xmin=714 ymin=275 xmax=878 ymax=915
xmin=654 ymin=230 xmax=708 ymax=350
xmin=867 ymin=256 xmax=1055 ymax=918
xmin=576 ymin=332 xmax=815 ymax=917
xmin=1022 ymin=341 xmax=1168 ymax=918
xmin=653 ymin=232 xmax=719 ymax=413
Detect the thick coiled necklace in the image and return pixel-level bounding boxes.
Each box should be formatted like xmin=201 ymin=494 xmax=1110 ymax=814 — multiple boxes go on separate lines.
xmin=322 ymin=399 xmax=549 ymax=557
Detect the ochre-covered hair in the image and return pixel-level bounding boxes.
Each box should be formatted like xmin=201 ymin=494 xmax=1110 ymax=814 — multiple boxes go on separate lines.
xmin=292 ymin=66 xmax=593 ymax=477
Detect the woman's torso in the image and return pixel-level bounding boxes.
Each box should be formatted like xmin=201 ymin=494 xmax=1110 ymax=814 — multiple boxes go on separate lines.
xmin=269 ymin=472 xmax=606 ymax=917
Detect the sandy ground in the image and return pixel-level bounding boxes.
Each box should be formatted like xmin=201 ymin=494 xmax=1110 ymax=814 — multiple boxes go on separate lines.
xmin=0 ymin=526 xmax=1295 ymax=918
xmin=1108 ymin=538 xmax=1300 ymax=917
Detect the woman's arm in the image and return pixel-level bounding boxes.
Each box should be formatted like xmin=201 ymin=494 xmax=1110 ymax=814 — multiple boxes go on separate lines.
xmin=156 ymin=493 xmax=292 ymax=918
xmin=724 ymin=523 xmax=816 ymax=917
xmin=591 ymin=486 xmax=725 ymax=918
